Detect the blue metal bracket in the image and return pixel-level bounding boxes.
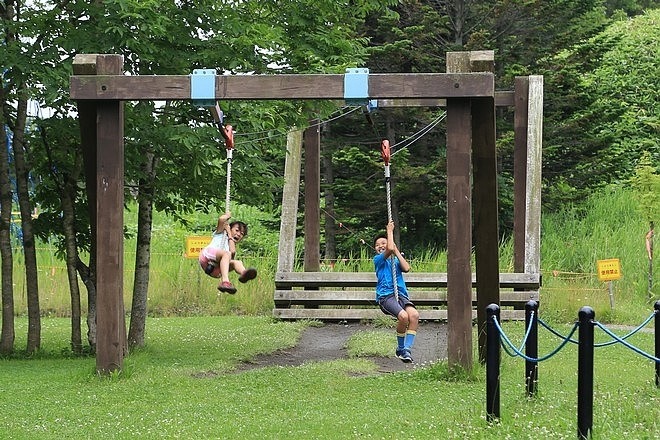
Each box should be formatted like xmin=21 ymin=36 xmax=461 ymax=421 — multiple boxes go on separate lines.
xmin=190 ymin=69 xmax=216 ymax=107
xmin=344 ymin=68 xmax=369 ymax=105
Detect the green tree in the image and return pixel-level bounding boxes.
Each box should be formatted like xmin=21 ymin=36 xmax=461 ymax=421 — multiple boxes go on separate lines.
xmin=542 ymin=9 xmax=660 ymax=209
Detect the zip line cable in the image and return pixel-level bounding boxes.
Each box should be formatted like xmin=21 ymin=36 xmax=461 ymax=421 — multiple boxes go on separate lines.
xmin=213 ymin=105 xmax=447 ymax=256
xmin=391 ymin=111 xmax=447 ymax=155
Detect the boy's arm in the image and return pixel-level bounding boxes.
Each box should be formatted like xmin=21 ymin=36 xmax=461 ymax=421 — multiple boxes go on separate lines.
xmin=384 ymin=221 xmax=395 ymax=259
xmin=387 ymin=221 xmax=411 ymax=272
xmin=393 ymin=247 xmax=411 ymax=273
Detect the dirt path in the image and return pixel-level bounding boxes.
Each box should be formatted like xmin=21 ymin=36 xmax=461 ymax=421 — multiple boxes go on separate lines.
xmin=235 ymin=321 xmax=449 ymax=373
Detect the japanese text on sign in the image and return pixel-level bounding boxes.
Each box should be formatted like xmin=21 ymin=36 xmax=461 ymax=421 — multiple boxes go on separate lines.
xmin=597 ymin=258 xmax=622 ymax=282
xmin=185 ymin=236 xmax=212 ymax=259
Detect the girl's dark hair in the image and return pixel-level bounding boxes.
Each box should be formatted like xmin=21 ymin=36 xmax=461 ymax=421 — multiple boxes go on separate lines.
xmin=373 ymin=232 xmax=387 ymax=246
xmin=230 ymin=221 xmax=248 ymax=236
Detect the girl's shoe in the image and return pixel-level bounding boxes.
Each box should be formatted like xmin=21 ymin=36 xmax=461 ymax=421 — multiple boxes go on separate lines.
xmin=239 ymin=268 xmax=257 ymax=283
xmin=218 ymin=281 xmax=237 ymax=294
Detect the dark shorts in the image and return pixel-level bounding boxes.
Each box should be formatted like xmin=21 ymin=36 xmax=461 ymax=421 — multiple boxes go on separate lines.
xmin=378 ymin=294 xmax=416 ymax=318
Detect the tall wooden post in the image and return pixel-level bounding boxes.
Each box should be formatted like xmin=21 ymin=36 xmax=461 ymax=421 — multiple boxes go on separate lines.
xmin=303 ymin=121 xmax=321 ymax=272
xmin=469 ymin=52 xmax=499 ymax=363
xmin=513 ymin=77 xmax=530 ymax=273
xmin=446 ymin=52 xmax=474 ymax=370
xmin=73 ymin=54 xmax=126 ymax=374
xmin=524 ymin=76 xmax=543 ymax=276
xmin=277 ymin=129 xmax=303 ymax=273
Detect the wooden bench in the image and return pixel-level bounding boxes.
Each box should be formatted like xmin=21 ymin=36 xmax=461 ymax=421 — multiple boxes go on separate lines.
xmin=273 ymin=271 xmax=540 ymax=321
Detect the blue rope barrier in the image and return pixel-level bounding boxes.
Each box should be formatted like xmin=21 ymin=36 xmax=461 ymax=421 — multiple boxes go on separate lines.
xmin=593 ymin=312 xmax=656 ymax=347
xmin=497 ymin=311 xmax=536 ymax=357
xmin=493 ymin=316 xmax=579 ymax=362
xmin=538 ymin=317 xmax=579 ymax=344
xmin=593 ymin=321 xmax=660 ymax=362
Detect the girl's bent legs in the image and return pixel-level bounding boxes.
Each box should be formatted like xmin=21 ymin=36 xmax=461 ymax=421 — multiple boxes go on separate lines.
xmin=230 ymin=259 xmax=247 ymax=276
xmin=215 ymin=250 xmax=232 ymax=282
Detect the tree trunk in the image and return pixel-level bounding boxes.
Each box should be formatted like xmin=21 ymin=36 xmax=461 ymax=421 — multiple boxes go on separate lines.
xmin=62 ymin=188 xmax=83 ymax=353
xmin=76 ymin=257 xmax=96 ymax=352
xmin=322 ymin=154 xmax=336 ymax=263
xmin=12 ymin=93 xmax=40 ymax=353
xmin=128 ymin=150 xmax=158 ymax=348
xmin=40 ymin=121 xmax=85 ymax=354
xmin=0 ymin=111 xmax=15 ymax=355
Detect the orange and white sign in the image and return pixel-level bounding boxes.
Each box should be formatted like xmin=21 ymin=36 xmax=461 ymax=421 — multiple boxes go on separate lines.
xmin=185 ymin=236 xmax=211 ymax=259
xmin=597 ymin=258 xmax=622 ymax=282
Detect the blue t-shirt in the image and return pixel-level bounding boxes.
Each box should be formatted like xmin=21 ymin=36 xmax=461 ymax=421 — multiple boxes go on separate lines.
xmin=373 ymin=252 xmax=408 ymax=301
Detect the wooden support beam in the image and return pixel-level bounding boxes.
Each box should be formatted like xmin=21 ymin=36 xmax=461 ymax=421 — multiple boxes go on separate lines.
xmin=524 ymin=76 xmax=544 ymax=275
xmin=277 ymin=129 xmax=303 ymax=273
xmin=376 ymin=91 xmax=514 ymax=108
xmin=303 ymin=122 xmax=321 ymax=272
xmin=463 ymin=51 xmax=500 ymax=364
xmin=446 ymin=52 xmax=475 ymax=372
xmin=472 ymin=94 xmax=499 ymax=363
xmin=70 ymin=73 xmax=495 ymax=101
xmin=72 ymin=54 xmax=126 ymax=374
xmin=513 ymin=77 xmax=530 ymax=273
xmin=275 ymin=271 xmax=541 ymax=289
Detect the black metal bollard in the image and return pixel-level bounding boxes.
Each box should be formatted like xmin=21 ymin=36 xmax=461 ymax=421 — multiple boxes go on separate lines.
xmin=486 ymin=304 xmax=501 ymax=422
xmin=577 ymin=306 xmax=595 ymax=439
xmin=655 ymin=301 xmax=660 ymax=388
xmin=525 ymin=300 xmax=539 ymax=396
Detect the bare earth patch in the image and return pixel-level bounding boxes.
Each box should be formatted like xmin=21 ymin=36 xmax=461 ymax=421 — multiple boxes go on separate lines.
xmin=234 ymin=321 xmax=449 ymax=374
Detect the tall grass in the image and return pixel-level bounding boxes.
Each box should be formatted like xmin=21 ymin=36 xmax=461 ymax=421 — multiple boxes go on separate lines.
xmin=538 ymin=185 xmax=657 ymax=323
xmin=8 ymin=185 xmax=659 ymax=324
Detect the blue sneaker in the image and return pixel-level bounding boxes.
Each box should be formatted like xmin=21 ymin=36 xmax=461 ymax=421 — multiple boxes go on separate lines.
xmin=396 ymin=348 xmax=413 ymax=363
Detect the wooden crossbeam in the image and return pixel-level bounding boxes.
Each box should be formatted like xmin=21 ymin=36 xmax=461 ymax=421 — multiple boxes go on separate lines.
xmin=274 ymin=290 xmax=539 ymax=307
xmin=275 ymin=271 xmax=541 ymax=290
xmin=70 ymin=73 xmax=494 ymax=101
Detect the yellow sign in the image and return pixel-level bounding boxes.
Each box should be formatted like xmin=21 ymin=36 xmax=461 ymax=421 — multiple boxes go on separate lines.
xmin=185 ymin=236 xmax=211 ymax=259
xmin=597 ymin=258 xmax=622 ymax=281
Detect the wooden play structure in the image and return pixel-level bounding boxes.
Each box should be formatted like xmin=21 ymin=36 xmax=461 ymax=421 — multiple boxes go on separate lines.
xmin=70 ymin=50 xmax=542 ymax=374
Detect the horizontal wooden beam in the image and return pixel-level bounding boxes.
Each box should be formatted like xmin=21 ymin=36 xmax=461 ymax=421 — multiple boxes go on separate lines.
xmin=274 ymin=290 xmax=539 ymax=307
xmin=275 ymin=271 xmax=541 ymax=289
xmin=70 ymin=73 xmax=494 ymax=101
xmin=377 ymin=91 xmax=514 ymax=108
xmin=272 ymin=308 xmax=526 ymax=321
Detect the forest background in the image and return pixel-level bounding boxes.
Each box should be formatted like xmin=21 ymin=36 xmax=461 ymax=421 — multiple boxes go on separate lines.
xmin=1 ymin=1 xmax=659 ymax=355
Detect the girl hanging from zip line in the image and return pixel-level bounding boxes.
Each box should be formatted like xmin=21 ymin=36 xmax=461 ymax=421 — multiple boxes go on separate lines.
xmin=199 ymin=211 xmax=257 ymax=294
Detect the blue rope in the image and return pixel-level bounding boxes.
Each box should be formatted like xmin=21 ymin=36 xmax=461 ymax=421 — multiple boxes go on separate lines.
xmin=593 ymin=321 xmax=660 ymax=362
xmin=496 ymin=311 xmax=535 ymax=357
xmin=493 ymin=316 xmax=580 ymax=362
xmin=538 ymin=318 xmax=579 ymax=344
xmin=593 ymin=311 xmax=656 ymax=347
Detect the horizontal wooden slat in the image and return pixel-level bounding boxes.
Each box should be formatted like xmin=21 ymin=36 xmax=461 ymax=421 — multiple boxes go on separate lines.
xmin=377 ymin=91 xmax=514 ymax=108
xmin=275 ymin=271 xmax=541 ymax=289
xmin=70 ymin=73 xmax=494 ymax=101
xmin=273 ymin=308 xmax=526 ymax=321
xmin=274 ymin=290 xmax=539 ymax=307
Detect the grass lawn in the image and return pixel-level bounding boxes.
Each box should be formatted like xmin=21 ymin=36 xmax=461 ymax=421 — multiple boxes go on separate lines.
xmin=1 ymin=315 xmax=658 ymax=439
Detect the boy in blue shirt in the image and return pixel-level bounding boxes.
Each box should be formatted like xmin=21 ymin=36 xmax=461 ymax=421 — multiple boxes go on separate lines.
xmin=373 ymin=221 xmax=419 ymax=363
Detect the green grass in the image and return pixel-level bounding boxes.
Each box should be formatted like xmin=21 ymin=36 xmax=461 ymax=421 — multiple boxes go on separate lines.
xmin=1 ymin=316 xmax=658 ymax=439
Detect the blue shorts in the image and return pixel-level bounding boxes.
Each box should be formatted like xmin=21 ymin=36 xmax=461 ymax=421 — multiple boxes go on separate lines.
xmin=378 ymin=294 xmax=415 ymax=318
